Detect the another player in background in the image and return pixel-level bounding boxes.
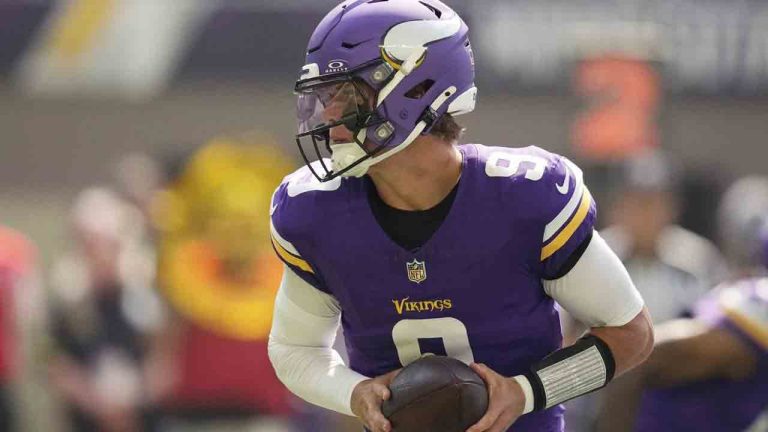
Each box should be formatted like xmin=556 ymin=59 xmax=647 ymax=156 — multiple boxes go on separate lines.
xmin=268 ymin=1 xmax=653 ymax=431
xmin=564 ymin=151 xmax=726 ymax=431
xmin=600 ymin=151 xmax=726 ymax=323
xmin=718 ymin=177 xmax=768 ymax=279
xmin=597 ymin=176 xmax=768 ymax=432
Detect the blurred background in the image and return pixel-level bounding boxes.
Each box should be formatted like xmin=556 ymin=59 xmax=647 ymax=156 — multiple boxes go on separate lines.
xmin=0 ymin=0 xmax=767 ymax=431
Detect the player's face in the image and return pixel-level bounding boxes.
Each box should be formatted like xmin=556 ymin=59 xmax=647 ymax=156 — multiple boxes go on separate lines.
xmin=298 ymin=81 xmax=372 ymax=142
xmin=295 ymin=78 xmax=388 ymax=180
xmin=321 ymin=83 xmax=358 ymax=144
xmin=612 ymin=190 xmax=676 ymax=254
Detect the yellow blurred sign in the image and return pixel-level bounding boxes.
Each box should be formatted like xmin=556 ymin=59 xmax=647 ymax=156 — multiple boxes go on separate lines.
xmin=156 ymin=134 xmax=294 ymax=340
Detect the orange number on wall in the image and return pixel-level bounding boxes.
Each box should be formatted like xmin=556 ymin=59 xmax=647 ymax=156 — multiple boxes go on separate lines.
xmin=572 ymin=57 xmax=660 ymax=161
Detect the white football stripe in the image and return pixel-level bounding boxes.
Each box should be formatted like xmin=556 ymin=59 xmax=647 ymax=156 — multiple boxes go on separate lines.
xmin=270 ymin=220 xmax=301 ymax=257
xmin=543 ymin=159 xmax=584 ymax=242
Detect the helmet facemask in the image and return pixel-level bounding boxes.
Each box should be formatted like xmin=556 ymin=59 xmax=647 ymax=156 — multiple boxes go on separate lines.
xmin=295 ymin=68 xmax=394 ymax=182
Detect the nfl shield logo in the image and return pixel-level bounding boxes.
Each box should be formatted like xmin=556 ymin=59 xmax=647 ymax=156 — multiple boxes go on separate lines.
xmin=406 ymin=259 xmax=427 ymax=284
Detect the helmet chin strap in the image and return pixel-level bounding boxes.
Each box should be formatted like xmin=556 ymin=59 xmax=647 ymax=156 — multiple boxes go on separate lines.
xmin=332 ymin=85 xmax=458 ymax=178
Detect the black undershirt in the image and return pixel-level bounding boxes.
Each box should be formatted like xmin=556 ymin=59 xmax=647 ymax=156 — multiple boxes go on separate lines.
xmin=366 ymin=176 xmax=459 ymax=252
xmin=365 ymin=176 xmax=592 ymax=276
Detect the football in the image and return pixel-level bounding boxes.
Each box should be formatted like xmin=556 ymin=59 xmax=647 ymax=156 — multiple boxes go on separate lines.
xmin=382 ymin=356 xmax=489 ymax=432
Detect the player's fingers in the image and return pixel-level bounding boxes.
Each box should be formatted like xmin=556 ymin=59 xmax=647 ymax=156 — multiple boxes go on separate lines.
xmin=381 ymin=368 xmax=402 ymax=384
xmin=372 ymin=382 xmax=391 ymax=401
xmin=363 ymin=388 xmax=391 ymax=432
xmin=366 ymin=408 xmax=391 ymax=432
xmin=486 ymin=409 xmax=518 ymax=432
xmin=465 ymin=406 xmax=501 ymax=432
xmin=470 ymin=363 xmax=496 ymax=385
xmin=469 ymin=362 xmax=486 ymax=374
xmin=467 ymin=383 xmax=509 ymax=432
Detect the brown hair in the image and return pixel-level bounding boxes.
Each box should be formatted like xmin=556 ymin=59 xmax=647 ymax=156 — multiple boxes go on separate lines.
xmin=429 ymin=113 xmax=464 ymax=143
xmin=358 ymin=79 xmax=465 ymax=143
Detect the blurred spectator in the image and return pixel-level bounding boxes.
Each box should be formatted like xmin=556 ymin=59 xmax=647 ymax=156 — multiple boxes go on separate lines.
xmin=717 ymin=176 xmax=768 ymax=279
xmin=114 ymin=152 xmax=164 ymax=228
xmin=149 ymin=136 xmax=309 ymax=432
xmin=0 ymin=225 xmax=43 ymax=432
xmin=563 ymin=150 xmax=727 ymax=431
xmin=599 ymin=151 xmax=727 ymax=322
xmin=596 ymin=176 xmax=768 ymax=431
xmin=48 ymin=187 xmax=164 ymax=432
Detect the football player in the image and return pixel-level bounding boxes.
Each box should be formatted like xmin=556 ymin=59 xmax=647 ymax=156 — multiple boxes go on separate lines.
xmin=267 ymin=1 xmax=653 ymax=431
xmin=598 ymin=178 xmax=768 ymax=432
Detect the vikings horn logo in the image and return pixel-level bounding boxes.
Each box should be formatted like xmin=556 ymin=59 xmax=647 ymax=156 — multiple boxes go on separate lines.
xmin=406 ymin=259 xmax=427 ymax=284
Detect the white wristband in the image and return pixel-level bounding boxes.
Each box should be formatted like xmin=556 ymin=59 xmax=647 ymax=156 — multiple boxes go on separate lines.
xmin=512 ymin=375 xmax=534 ymax=415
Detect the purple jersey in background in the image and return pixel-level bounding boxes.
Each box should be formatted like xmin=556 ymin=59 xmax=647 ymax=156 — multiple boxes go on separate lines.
xmin=636 ymin=278 xmax=768 ymax=432
xmin=270 ymin=144 xmax=597 ymax=431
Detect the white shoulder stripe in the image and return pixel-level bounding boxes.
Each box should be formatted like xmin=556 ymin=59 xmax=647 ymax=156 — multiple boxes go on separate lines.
xmin=270 ymin=220 xmax=301 ymax=257
xmin=543 ymin=159 xmax=584 ymax=242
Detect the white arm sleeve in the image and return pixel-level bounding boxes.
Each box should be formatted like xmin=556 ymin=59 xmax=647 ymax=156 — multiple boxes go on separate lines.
xmin=268 ymin=266 xmax=367 ymax=416
xmin=544 ymin=231 xmax=645 ymax=328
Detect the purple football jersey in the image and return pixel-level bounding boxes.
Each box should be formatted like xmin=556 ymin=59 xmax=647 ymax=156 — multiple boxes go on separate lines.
xmin=636 ymin=278 xmax=768 ymax=432
xmin=270 ymin=144 xmax=597 ymax=431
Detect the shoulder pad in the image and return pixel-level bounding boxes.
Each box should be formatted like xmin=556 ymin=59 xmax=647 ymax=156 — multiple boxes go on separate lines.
xmin=271 ymin=163 xmax=342 ymax=212
xmin=720 ymin=279 xmax=768 ymax=349
xmin=479 ymin=146 xmax=594 ymax=238
xmin=474 ymin=145 xmax=596 ymax=276
xmin=269 ymin=163 xmax=344 ymax=288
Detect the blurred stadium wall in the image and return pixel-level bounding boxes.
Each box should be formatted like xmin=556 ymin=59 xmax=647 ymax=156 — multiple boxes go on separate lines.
xmin=2 ymin=1 xmax=768 ymax=260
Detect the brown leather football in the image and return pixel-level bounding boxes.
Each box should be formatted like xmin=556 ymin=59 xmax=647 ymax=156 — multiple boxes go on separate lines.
xmin=382 ymin=356 xmax=489 ymax=432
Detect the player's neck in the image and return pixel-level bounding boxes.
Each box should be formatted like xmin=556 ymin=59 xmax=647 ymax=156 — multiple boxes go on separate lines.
xmin=367 ymin=136 xmax=462 ymax=211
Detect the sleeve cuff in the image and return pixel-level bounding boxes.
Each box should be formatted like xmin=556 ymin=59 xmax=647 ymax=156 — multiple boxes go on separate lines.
xmin=512 ymin=375 xmax=535 ymax=414
xmin=343 ymin=374 xmax=369 ymax=417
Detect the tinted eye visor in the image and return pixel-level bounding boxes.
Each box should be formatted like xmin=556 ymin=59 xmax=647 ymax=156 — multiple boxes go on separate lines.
xmin=294 ymin=79 xmax=388 ymax=182
xmin=296 ymin=81 xmax=373 ymax=134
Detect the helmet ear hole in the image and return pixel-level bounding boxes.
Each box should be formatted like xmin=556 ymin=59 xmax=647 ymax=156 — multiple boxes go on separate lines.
xmin=404 ymin=79 xmax=436 ymax=100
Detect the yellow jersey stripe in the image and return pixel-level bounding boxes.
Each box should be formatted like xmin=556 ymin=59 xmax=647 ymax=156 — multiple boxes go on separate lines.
xmin=541 ymin=189 xmax=592 ymax=261
xmin=723 ymin=307 xmax=768 ymax=351
xmin=47 ymin=0 xmax=115 ymax=65
xmin=271 ymin=236 xmax=314 ymax=274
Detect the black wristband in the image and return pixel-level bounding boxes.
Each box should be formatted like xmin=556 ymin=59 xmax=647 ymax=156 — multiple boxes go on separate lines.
xmin=526 ymin=334 xmax=616 ymax=411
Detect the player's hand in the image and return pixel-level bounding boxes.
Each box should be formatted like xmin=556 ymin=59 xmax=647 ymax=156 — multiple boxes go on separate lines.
xmin=466 ymin=363 xmax=525 ymax=432
xmin=351 ymin=369 xmax=400 ymax=432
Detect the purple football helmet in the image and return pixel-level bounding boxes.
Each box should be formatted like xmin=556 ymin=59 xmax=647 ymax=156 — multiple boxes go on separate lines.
xmin=718 ymin=176 xmax=768 ymax=271
xmin=294 ymin=0 xmax=477 ymax=181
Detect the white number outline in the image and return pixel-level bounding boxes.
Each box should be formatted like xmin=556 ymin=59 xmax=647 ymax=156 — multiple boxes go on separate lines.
xmin=485 ymin=151 xmax=548 ymax=181
xmin=392 ymin=317 xmax=475 ymax=366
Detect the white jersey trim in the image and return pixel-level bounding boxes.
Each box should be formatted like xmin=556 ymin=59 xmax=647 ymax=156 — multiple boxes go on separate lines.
xmin=270 ymin=220 xmax=301 ymax=257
